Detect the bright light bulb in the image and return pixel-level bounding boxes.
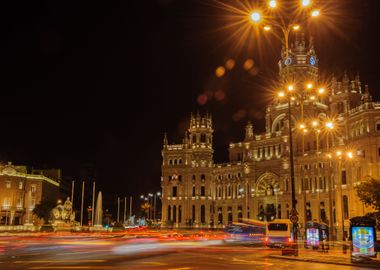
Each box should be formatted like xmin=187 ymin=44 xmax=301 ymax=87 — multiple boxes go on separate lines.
xmin=310 ymin=96 xmax=316 ymax=100
xmin=326 ymin=122 xmax=334 ymax=129
xmin=336 ymin=151 xmax=342 ymax=156
xmin=302 ymin=0 xmax=311 ymax=7
xmin=312 ymin=121 xmax=318 ymax=127
xmin=293 ymin=25 xmax=300 ymax=31
xmin=250 ymin=12 xmax=262 ymax=23
xmin=311 ymin=10 xmax=320 ymax=17
xmin=269 ymin=0 xmax=277 ymax=8
xmin=347 ymin=152 xmax=353 ymax=159
xmin=307 ymin=83 xmax=313 ymax=89
xmin=278 ymin=91 xmax=285 ymax=97
xmin=264 ymin=25 xmax=271 ymax=31
xmin=288 ymin=85 xmax=294 ymax=91
xmin=318 ymin=88 xmax=325 ymax=94
xmin=299 ymin=124 xmax=305 ymax=129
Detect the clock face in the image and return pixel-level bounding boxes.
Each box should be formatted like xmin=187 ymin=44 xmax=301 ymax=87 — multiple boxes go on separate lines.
xmin=284 ymin=57 xmax=292 ymax=66
xmin=309 ymin=56 xmax=316 ymax=66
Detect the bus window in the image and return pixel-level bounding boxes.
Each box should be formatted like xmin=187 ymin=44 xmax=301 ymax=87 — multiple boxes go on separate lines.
xmin=268 ymin=223 xmax=288 ymax=231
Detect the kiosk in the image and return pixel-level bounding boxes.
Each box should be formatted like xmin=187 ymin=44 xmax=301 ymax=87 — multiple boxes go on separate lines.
xmin=350 ymin=216 xmax=377 ymax=262
xmin=305 ymin=221 xmax=329 ymax=250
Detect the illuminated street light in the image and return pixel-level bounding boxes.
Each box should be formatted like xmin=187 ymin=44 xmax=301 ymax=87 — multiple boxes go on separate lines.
xmin=299 ymin=124 xmax=306 ymax=129
xmin=278 ymin=91 xmax=285 ymax=97
xmin=311 ymin=10 xmax=320 ymax=17
xmin=310 ymin=95 xmax=316 ymax=100
xmin=140 ymin=195 xmax=144 ymax=199
xmin=318 ymin=87 xmax=325 ymax=94
xmin=250 ymin=11 xmax=262 ymax=23
xmin=326 ymin=121 xmax=334 ymax=129
xmin=307 ymin=83 xmax=313 ymax=89
xmin=288 ymin=85 xmax=294 ymax=91
xmin=269 ymin=0 xmax=277 ymax=8
xmin=336 ymin=151 xmax=342 ymax=157
xmin=264 ymin=25 xmax=271 ymax=31
xmin=292 ymin=25 xmax=300 ymax=31
xmin=347 ymin=152 xmax=353 ymax=159
xmin=312 ymin=121 xmax=318 ymax=127
xmin=302 ymin=0 xmax=311 ymax=7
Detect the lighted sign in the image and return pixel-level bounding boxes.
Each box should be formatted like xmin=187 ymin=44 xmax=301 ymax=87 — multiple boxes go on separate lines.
xmin=306 ymin=228 xmax=319 ymax=247
xmin=352 ymin=226 xmax=376 ymax=257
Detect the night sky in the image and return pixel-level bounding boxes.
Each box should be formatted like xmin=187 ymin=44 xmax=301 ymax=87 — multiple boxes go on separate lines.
xmin=0 ymin=0 xmax=379 ymax=213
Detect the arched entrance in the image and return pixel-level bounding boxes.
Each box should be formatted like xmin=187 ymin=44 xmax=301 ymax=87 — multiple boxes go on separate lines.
xmin=256 ymin=172 xmax=281 ymax=221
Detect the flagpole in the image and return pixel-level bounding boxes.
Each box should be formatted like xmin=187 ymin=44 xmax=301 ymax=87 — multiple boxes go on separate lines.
xmin=80 ymin=181 xmax=84 ymax=226
xmin=117 ymin=197 xmax=120 ymax=223
xmin=92 ymin=181 xmax=95 ymax=226
xmin=124 ymin=196 xmax=127 ymax=224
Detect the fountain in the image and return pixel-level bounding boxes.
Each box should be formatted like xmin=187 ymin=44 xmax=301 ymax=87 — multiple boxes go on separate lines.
xmin=94 ymin=191 xmax=103 ymax=227
xmin=24 ymin=190 xmax=33 ymax=226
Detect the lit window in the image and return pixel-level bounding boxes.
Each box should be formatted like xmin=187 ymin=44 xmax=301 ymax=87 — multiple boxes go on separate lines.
xmin=19 ymin=182 xmax=23 ymax=190
xmin=31 ymin=184 xmax=36 ymax=193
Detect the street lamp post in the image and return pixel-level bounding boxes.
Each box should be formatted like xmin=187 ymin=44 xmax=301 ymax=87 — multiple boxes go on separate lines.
xmin=249 ymin=0 xmax=322 ymax=255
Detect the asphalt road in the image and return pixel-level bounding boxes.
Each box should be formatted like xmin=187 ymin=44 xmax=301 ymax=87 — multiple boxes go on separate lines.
xmin=0 ymin=232 xmax=373 ymax=270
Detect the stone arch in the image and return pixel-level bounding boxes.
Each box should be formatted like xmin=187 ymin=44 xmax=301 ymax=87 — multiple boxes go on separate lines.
xmin=271 ymin=114 xmax=296 ymax=133
xmin=256 ymin=172 xmax=281 ymax=197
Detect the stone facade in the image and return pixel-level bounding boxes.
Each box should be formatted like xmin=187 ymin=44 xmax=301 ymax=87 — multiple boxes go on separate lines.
xmin=0 ymin=162 xmax=60 ymax=225
xmin=161 ymin=34 xmax=380 ymax=240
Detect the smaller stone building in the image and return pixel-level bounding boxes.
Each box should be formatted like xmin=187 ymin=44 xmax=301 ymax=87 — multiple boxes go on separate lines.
xmin=0 ymin=162 xmax=60 ymax=225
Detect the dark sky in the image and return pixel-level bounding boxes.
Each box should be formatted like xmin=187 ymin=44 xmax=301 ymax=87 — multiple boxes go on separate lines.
xmin=0 ymin=0 xmax=379 ymax=211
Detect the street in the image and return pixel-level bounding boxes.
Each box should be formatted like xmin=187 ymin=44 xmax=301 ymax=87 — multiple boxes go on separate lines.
xmin=0 ymin=231 xmax=375 ymax=270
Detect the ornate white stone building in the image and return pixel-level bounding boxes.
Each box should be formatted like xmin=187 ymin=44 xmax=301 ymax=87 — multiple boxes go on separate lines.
xmin=161 ymin=34 xmax=380 ymax=240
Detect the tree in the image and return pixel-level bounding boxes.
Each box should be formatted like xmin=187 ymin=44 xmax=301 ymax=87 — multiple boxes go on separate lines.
xmin=33 ymin=199 xmax=56 ymax=224
xmin=355 ymin=176 xmax=380 ymax=211
xmin=355 ymin=176 xmax=380 ymax=228
xmin=140 ymin=202 xmax=151 ymax=218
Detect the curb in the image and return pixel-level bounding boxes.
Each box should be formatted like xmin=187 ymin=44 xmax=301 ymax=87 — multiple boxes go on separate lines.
xmin=269 ymin=255 xmax=380 ymax=269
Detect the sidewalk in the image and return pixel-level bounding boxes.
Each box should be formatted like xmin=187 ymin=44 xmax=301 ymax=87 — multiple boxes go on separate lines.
xmin=270 ymin=246 xmax=380 ymax=268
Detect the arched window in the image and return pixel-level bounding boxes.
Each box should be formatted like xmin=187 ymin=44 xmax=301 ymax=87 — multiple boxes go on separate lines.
xmin=168 ymin=205 xmax=171 ymax=221
xmin=173 ymin=205 xmax=177 ymax=223
xmin=218 ymin=186 xmax=222 ymax=198
xmin=227 ymin=185 xmax=232 ymax=197
xmin=218 ymin=207 xmax=223 ymax=225
xmin=228 ymin=207 xmax=232 ymax=223
xmin=178 ymin=205 xmax=182 ymax=223
xmin=343 ymin=195 xmax=349 ymax=219
xmin=200 ymin=205 xmax=206 ymax=223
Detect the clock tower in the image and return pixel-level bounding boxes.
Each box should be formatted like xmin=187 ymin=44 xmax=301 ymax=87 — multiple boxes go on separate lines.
xmin=278 ymin=32 xmax=318 ymax=84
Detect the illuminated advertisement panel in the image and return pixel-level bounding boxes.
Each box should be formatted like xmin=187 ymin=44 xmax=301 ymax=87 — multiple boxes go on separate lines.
xmin=306 ymin=228 xmax=319 ymax=247
xmin=351 ymin=226 xmax=376 ymax=257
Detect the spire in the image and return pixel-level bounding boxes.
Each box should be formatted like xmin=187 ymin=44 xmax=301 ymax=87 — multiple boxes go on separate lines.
xmin=309 ymin=35 xmax=315 ymax=53
xmin=355 ymin=72 xmax=362 ymax=93
xmin=362 ymin=85 xmax=372 ymax=103
xmin=163 ymin=132 xmax=168 ymax=148
xmin=245 ymin=121 xmax=254 ymax=141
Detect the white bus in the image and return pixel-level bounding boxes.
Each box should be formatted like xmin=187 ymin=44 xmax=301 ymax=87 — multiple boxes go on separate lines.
xmin=265 ymin=219 xmax=293 ymax=248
